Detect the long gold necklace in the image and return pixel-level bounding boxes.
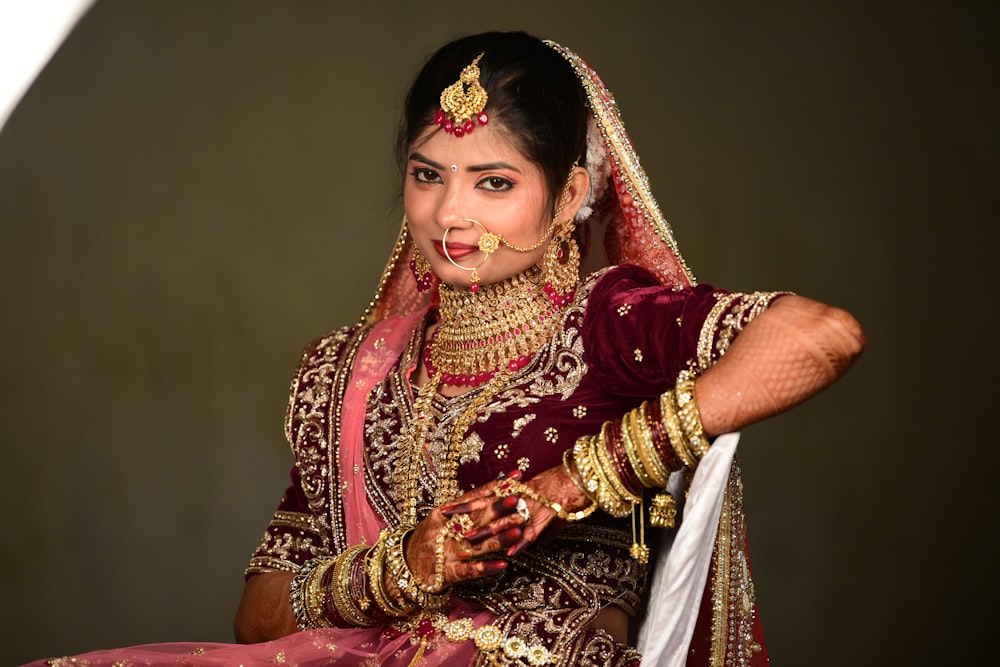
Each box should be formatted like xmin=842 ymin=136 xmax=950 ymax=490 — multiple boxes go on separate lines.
xmin=397 ymin=369 xmax=512 ymax=526
xmin=397 ymin=265 xmax=576 ymax=525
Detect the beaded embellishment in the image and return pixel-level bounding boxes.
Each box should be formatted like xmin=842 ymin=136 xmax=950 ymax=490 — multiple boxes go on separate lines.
xmin=434 ymin=53 xmax=490 ymax=137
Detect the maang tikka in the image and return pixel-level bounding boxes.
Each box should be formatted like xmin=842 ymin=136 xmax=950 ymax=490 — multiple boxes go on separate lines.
xmin=434 ymin=53 xmax=489 ymax=137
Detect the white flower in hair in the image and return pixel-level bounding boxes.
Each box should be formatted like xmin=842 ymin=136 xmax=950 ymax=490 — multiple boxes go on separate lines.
xmin=576 ymin=116 xmax=611 ymax=222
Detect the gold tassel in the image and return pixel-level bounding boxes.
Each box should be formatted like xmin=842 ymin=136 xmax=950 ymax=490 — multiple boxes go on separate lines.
xmin=630 ymin=502 xmax=650 ymax=564
xmin=406 ymin=637 xmax=429 ymax=667
xmin=649 ymin=492 xmax=677 ymax=528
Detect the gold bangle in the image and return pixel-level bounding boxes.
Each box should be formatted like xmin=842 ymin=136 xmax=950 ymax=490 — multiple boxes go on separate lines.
xmin=574 ymin=435 xmax=629 ymax=516
xmin=365 ymin=530 xmax=413 ymax=617
xmin=596 ymin=422 xmax=642 ymax=505
xmin=661 ymin=391 xmax=697 ymax=468
xmin=571 ymin=436 xmax=601 ymax=499
xmin=289 ymin=556 xmax=336 ymax=630
xmin=307 ymin=556 xmax=335 ymax=628
xmin=620 ymin=409 xmax=659 ymax=488
xmin=383 ymin=527 xmax=450 ymax=609
xmin=629 ymin=405 xmax=670 ymax=487
xmin=330 ymin=545 xmax=379 ymax=627
xmin=562 ymin=448 xmax=593 ymax=502
xmin=674 ymin=370 xmax=710 ymax=459
xmin=589 ymin=426 xmax=637 ymax=516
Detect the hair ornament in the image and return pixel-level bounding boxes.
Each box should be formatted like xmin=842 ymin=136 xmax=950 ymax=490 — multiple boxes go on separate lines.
xmin=435 ymin=53 xmax=489 ymax=137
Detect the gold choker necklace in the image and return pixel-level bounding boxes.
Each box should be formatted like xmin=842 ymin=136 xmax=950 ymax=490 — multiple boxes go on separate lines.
xmin=425 ymin=266 xmax=575 ymax=387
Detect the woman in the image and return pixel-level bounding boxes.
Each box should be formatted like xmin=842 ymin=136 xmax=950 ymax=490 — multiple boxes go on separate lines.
xmin=31 ymin=31 xmax=863 ymax=667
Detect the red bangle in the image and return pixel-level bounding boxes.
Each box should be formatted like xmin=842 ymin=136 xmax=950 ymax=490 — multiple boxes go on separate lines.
xmin=605 ymin=419 xmax=642 ymax=496
xmin=645 ymin=399 xmax=682 ymax=472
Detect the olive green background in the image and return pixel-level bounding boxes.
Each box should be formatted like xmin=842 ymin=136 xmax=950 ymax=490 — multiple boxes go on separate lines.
xmin=2 ymin=1 xmax=995 ymax=664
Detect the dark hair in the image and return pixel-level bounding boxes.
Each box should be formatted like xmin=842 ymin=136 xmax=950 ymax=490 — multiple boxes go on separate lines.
xmin=396 ymin=31 xmax=588 ymax=210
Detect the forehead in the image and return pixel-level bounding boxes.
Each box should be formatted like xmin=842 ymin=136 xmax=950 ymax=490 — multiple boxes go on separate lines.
xmin=410 ymin=124 xmax=536 ymax=171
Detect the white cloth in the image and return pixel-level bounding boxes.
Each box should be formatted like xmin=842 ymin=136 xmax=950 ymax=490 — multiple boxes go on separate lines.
xmin=0 ymin=0 xmax=94 ymax=133
xmin=635 ymin=432 xmax=740 ymax=666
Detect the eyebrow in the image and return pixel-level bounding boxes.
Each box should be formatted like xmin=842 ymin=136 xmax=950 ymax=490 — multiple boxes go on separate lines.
xmin=409 ymin=152 xmax=522 ymax=174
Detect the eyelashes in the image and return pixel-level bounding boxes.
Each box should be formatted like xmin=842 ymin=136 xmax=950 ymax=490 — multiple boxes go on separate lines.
xmin=408 ymin=168 xmax=514 ymax=192
xmin=478 ymin=176 xmax=513 ymax=192
xmin=410 ymin=168 xmax=441 ymax=184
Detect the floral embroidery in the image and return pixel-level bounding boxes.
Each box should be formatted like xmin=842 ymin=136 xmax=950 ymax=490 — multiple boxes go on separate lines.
xmin=517 ymin=456 xmax=531 ymax=471
xmin=544 ymin=427 xmax=559 ymax=443
xmin=512 ymin=413 xmax=537 ymax=438
xmin=495 ymin=442 xmax=510 ymax=460
xmin=458 ymin=432 xmax=484 ymax=465
xmin=697 ymin=291 xmax=790 ymax=371
xmin=616 ymin=303 xmax=632 ymax=316
xmin=247 ymin=511 xmax=324 ymax=574
xmin=573 ymin=405 xmax=588 ymax=419
xmin=633 ymin=348 xmax=643 ymax=362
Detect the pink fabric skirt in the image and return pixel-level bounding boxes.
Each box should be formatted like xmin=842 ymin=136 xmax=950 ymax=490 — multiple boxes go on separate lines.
xmin=26 ymin=606 xmax=495 ymax=667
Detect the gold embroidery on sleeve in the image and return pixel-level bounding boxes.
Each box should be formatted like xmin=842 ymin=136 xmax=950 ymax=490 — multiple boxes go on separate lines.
xmin=696 ymin=292 xmax=789 ymax=371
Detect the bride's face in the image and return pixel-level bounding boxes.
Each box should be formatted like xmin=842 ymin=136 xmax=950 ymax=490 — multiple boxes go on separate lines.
xmin=404 ymin=124 xmax=553 ymax=289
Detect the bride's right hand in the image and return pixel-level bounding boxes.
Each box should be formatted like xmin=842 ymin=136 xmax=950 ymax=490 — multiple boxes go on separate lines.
xmin=402 ymin=474 xmax=531 ymax=590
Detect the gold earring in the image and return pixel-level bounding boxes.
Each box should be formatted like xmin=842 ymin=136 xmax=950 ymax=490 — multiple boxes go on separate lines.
xmin=409 ymin=245 xmax=435 ymax=292
xmin=541 ymin=223 xmax=580 ymax=307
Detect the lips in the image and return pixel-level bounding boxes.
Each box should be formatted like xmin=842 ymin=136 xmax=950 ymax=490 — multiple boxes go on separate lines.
xmin=433 ymin=239 xmax=478 ymax=260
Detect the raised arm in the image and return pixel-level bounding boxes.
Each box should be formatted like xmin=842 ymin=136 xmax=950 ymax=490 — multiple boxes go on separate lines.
xmin=695 ymin=294 xmax=866 ymax=436
xmin=461 ymin=293 xmax=866 ymax=559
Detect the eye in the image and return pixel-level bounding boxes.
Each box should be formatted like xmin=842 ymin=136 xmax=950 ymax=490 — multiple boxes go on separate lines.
xmin=477 ymin=176 xmax=513 ymax=192
xmin=410 ymin=168 xmax=441 ymax=184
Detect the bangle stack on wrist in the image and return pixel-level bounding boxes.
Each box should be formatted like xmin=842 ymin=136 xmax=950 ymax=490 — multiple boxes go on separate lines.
xmin=330 ymin=544 xmax=378 ymax=627
xmin=560 ymin=369 xmax=711 ymax=561
xmin=365 ymin=531 xmax=414 ymax=618
xmin=382 ymin=527 xmax=451 ymax=610
xmin=289 ymin=555 xmax=336 ymax=630
xmin=289 ymin=545 xmax=381 ymax=630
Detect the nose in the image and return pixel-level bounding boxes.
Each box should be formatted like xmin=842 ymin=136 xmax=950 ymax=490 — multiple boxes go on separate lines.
xmin=434 ymin=183 xmax=473 ymax=230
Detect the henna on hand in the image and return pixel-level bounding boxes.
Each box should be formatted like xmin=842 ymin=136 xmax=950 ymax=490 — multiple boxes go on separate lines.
xmin=696 ymin=296 xmax=865 ymax=436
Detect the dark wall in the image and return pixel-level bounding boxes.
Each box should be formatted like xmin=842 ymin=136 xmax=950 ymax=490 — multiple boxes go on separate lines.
xmin=2 ymin=1 xmax=995 ymax=664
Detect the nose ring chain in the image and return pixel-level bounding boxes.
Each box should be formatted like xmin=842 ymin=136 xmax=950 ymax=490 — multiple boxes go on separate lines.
xmin=441 ymin=219 xmax=493 ymax=292
xmin=441 ymin=177 xmax=573 ymax=292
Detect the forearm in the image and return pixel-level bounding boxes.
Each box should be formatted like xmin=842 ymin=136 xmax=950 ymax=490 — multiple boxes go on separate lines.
xmin=695 ymin=295 xmax=865 ymax=436
xmin=233 ymin=571 xmax=298 ymax=643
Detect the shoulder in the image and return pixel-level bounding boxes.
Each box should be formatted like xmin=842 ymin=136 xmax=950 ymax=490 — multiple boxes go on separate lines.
xmin=574 ymin=264 xmax=660 ymax=310
xmin=579 ymin=263 xmax=718 ymax=316
xmin=283 ymin=321 xmax=373 ymax=443
xmin=297 ymin=322 xmax=372 ymax=368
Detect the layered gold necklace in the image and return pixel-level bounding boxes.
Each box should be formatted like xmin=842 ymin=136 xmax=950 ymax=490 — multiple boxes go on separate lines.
xmin=424 ymin=265 xmax=567 ymax=387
